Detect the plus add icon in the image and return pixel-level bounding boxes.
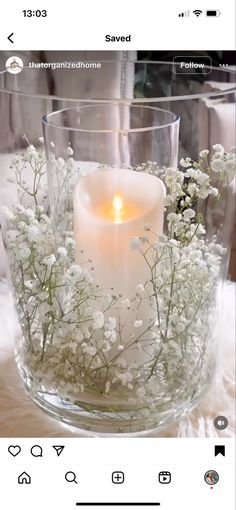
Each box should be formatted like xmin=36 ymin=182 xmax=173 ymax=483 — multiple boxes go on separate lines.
xmin=112 ymin=471 xmax=125 ymax=484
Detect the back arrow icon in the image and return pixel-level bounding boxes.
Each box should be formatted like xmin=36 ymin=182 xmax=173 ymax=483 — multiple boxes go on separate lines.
xmin=8 ymin=33 xmax=14 ymax=43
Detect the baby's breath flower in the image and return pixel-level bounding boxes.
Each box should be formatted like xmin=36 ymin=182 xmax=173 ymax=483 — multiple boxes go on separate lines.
xmin=93 ymin=310 xmax=104 ymax=330
xmin=212 ymin=143 xmax=224 ymax=154
xmin=136 ymin=284 xmax=145 ymax=296
xmin=121 ymin=298 xmax=130 ymax=309
xmin=196 ymin=172 xmax=209 ymax=186
xmin=57 ymin=246 xmax=67 ymax=258
xmin=66 ymin=146 xmax=74 ymax=156
xmin=130 ymin=237 xmax=142 ymax=250
xmin=187 ymin=183 xmax=197 ymax=197
xmin=43 ymin=254 xmax=56 ymax=267
xmin=199 ymin=149 xmax=209 ymax=158
xmin=106 ymin=317 xmax=116 ymax=330
xmin=211 ymin=159 xmax=224 ymax=173
xmin=133 ymin=320 xmax=143 ymax=328
xmin=183 ymin=208 xmax=196 ymax=220
xmin=180 ymin=157 xmax=191 ymax=168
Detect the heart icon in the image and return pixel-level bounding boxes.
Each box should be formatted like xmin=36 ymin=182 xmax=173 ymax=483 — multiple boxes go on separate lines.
xmin=8 ymin=445 xmax=21 ymax=457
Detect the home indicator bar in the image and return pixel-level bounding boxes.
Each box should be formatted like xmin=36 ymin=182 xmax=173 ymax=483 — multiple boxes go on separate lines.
xmin=76 ymin=504 xmax=161 ymax=507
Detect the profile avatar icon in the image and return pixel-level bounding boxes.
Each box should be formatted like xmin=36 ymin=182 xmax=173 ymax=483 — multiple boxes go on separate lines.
xmin=5 ymin=56 xmax=24 ymax=74
xmin=204 ymin=470 xmax=219 ymax=485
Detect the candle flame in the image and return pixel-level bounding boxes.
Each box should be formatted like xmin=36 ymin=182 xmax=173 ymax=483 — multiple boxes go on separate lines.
xmin=112 ymin=194 xmax=123 ymax=214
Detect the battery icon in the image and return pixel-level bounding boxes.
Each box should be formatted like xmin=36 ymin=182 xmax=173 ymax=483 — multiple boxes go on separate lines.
xmin=206 ymin=10 xmax=221 ymax=16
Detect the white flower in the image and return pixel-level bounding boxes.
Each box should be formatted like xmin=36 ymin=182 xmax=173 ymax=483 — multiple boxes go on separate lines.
xmin=57 ymin=246 xmax=67 ymax=258
xmin=121 ymin=298 xmax=130 ymax=309
xmin=185 ymin=167 xmax=198 ymax=178
xmin=117 ymin=345 xmax=124 ymax=352
xmin=175 ymin=171 xmax=185 ymax=184
xmin=183 ymin=208 xmax=196 ymax=220
xmin=198 ymin=188 xmax=210 ymax=199
xmin=211 ymin=159 xmax=224 ymax=173
xmin=24 ymin=209 xmax=35 ymax=220
xmin=187 ymin=183 xmax=197 ymax=197
xmin=136 ymin=284 xmax=145 ymax=296
xmin=114 ymin=371 xmax=133 ymax=386
xmin=103 ymin=294 xmax=113 ymax=306
xmin=209 ymin=187 xmax=219 ymax=197
xmin=69 ymin=264 xmax=83 ymax=278
xmin=26 ymin=144 xmax=38 ymax=157
xmin=110 ymin=330 xmax=117 ymax=343
xmin=66 ymin=146 xmax=74 ymax=156
xmin=106 ymin=317 xmax=116 ymax=330
xmin=65 ymin=237 xmax=76 ymax=248
xmin=197 ymin=224 xmax=206 ymax=235
xmin=176 ymin=322 xmax=186 ymax=333
xmin=180 ymin=157 xmax=191 ymax=168
xmin=212 ymin=144 xmax=224 ymax=154
xmin=158 ymin=234 xmax=168 ymax=243
xmin=18 ymin=245 xmax=31 ymax=260
xmin=83 ymin=345 xmax=97 ymax=356
xmin=133 ymin=320 xmax=143 ymax=328
xmin=164 ymin=195 xmax=173 ymax=206
xmin=167 ymin=213 xmax=182 ymax=222
xmin=196 ymin=172 xmax=209 ymax=186
xmin=1 ymin=206 xmax=15 ymax=220
xmin=24 ymin=280 xmax=34 ymax=289
xmin=189 ymin=250 xmax=202 ymax=261
xmin=27 ymin=225 xmax=40 ymax=242
xmin=199 ymin=149 xmax=209 ymax=158
xmin=6 ymin=230 xmax=18 ymax=243
xmin=43 ymin=254 xmax=56 ymax=267
xmin=224 ymin=160 xmax=236 ymax=175
xmin=93 ymin=310 xmax=104 ymax=330
xmin=130 ymin=237 xmax=142 ymax=250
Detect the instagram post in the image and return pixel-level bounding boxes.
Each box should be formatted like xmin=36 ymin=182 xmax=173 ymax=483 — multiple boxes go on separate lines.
xmin=0 ymin=50 xmax=235 ymax=439
xmin=0 ymin=2 xmax=235 ymax=507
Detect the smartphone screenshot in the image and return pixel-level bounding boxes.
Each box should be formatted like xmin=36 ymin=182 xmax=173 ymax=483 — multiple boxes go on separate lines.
xmin=0 ymin=1 xmax=235 ymax=509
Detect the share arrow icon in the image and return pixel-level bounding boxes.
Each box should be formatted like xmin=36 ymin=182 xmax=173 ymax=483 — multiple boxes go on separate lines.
xmin=53 ymin=445 xmax=65 ymax=457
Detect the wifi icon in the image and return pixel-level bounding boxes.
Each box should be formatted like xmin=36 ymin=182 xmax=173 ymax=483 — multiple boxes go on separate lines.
xmin=193 ymin=9 xmax=202 ymax=16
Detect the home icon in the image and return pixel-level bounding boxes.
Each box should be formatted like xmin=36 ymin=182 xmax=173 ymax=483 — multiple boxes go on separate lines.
xmin=18 ymin=472 xmax=31 ymax=484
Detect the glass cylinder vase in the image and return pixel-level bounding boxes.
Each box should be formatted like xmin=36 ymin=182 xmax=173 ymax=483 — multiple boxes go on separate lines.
xmin=1 ymin=101 xmax=235 ymax=435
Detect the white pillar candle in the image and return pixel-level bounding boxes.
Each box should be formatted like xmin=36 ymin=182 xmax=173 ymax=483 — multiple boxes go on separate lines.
xmin=73 ymin=169 xmax=166 ymax=361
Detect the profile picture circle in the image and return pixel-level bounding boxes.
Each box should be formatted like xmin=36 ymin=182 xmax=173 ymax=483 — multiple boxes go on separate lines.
xmin=5 ymin=56 xmax=24 ymax=74
xmin=204 ymin=470 xmax=219 ymax=485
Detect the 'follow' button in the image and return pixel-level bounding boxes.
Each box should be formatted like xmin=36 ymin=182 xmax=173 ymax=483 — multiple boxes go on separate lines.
xmin=173 ymin=56 xmax=212 ymax=74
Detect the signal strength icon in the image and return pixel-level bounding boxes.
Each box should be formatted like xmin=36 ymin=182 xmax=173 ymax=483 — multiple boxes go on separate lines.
xmin=178 ymin=10 xmax=190 ymax=17
xmin=193 ymin=9 xmax=203 ymax=16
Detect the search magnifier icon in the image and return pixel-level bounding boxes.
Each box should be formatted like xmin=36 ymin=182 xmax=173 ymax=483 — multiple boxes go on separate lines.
xmin=65 ymin=471 xmax=78 ymax=484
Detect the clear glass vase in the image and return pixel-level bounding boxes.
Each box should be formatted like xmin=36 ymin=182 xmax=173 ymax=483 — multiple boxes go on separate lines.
xmin=0 ymin=59 xmax=235 ymax=435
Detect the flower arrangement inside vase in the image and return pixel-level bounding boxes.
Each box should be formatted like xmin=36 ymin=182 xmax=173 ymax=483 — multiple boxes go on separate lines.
xmin=2 ymin=142 xmax=235 ymax=434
